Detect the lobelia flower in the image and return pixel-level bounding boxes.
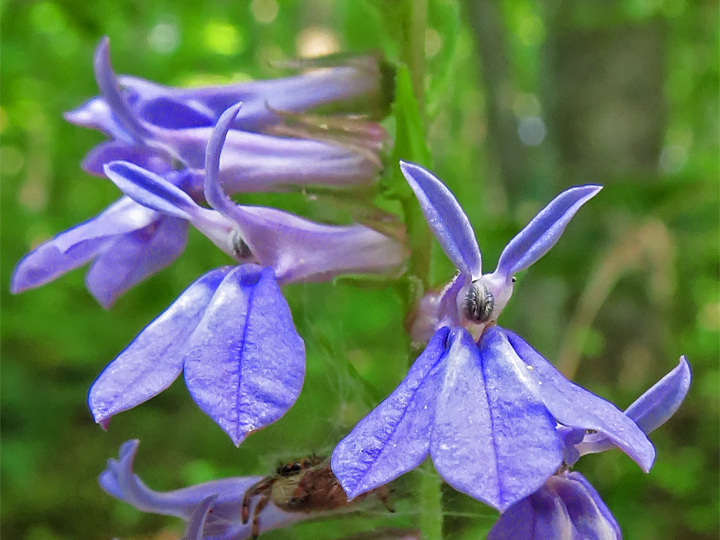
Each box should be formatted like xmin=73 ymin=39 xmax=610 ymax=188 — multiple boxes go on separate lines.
xmin=88 ymin=103 xmax=406 ymax=445
xmin=487 ymin=356 xmax=691 ymax=540
xmin=331 ymin=162 xmax=654 ymax=511
xmin=86 ymin=38 xmax=385 ymax=192
xmin=66 ymin=37 xmax=391 ymax=135
xmin=100 ymin=440 xmax=306 ymax=540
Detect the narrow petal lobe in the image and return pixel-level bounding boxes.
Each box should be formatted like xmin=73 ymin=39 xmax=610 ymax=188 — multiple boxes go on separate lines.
xmin=400 ymin=161 xmax=482 ymax=278
xmin=496 ymin=185 xmax=601 ymax=279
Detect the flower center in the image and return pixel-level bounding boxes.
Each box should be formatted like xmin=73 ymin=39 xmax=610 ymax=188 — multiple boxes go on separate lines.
xmin=463 ymin=280 xmax=495 ymax=323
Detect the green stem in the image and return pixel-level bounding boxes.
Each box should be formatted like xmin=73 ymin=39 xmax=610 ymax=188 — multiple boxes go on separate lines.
xmin=405 ymin=0 xmax=427 ymax=119
xmin=419 ymin=461 xmax=443 ymax=540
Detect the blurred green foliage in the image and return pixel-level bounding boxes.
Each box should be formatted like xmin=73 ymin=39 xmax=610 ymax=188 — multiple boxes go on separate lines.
xmin=1 ymin=1 xmax=718 ymax=539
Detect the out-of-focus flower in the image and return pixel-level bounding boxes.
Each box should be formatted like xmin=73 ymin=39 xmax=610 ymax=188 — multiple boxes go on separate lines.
xmin=332 ymin=163 xmax=653 ymax=511
xmin=100 ymin=440 xmax=305 ymax=540
xmin=487 ymin=356 xmax=691 ymax=540
xmin=88 ymin=38 xmax=386 ymax=192
xmin=67 ymin=37 xmax=392 ymax=135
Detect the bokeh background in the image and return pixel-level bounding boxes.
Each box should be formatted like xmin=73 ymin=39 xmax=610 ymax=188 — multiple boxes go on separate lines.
xmin=2 ymin=1 xmax=718 ymax=539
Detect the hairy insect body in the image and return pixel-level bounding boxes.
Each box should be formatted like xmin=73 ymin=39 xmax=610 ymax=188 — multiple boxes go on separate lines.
xmin=242 ymin=456 xmax=393 ymax=539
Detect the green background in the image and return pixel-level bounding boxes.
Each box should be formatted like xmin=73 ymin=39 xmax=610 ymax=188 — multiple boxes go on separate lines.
xmin=2 ymin=1 xmax=718 ymax=539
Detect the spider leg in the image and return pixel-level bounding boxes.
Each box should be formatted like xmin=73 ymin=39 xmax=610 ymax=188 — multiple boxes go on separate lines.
xmin=242 ymin=478 xmax=274 ymax=524
xmin=376 ymin=486 xmax=395 ymax=513
xmin=252 ymin=493 xmax=271 ymax=539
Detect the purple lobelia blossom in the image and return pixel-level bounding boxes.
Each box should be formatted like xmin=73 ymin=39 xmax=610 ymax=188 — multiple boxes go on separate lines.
xmin=86 ymin=38 xmax=385 ymax=193
xmin=66 ymin=37 xmax=390 ymax=135
xmin=487 ymin=356 xmax=691 ymax=540
xmin=100 ymin=440 xmax=306 ymax=540
xmin=88 ymin=104 xmax=406 ymax=444
xmin=102 ymin=102 xmax=406 ymax=284
xmin=331 ymin=162 xmax=655 ymax=511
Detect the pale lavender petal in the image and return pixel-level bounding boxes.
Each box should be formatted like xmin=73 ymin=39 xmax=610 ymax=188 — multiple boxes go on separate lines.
xmin=550 ymin=478 xmax=617 ymax=540
xmin=64 ymin=96 xmax=132 ymax=142
xmin=100 ymin=440 xmax=260 ymax=520
xmin=576 ymin=357 xmax=691 ymax=457
xmin=487 ymin=482 xmax=580 ymax=540
xmin=205 ymin=106 xmax=405 ymax=283
xmin=183 ymin=265 xmax=305 ymax=446
xmin=53 ymin=197 xmax=158 ymax=252
xmin=183 ymin=496 xmax=217 ymax=540
xmin=88 ymin=267 xmax=231 ymax=427
xmin=399 ymin=161 xmax=482 ymax=279
xmin=85 ymin=216 xmax=189 ymax=308
xmin=625 ymin=356 xmax=691 ymax=434
xmin=104 ymin=161 xmax=198 ymax=220
xmin=331 ymin=327 xmax=450 ymax=499
xmin=12 ymin=196 xmax=157 ymax=290
xmin=10 ymin=236 xmax=107 ymax=293
xmin=495 ymin=185 xmax=601 ymax=279
xmin=82 ymin=141 xmax=172 ymax=177
xmin=431 ymin=327 xmax=562 ymax=511
xmin=566 ymin=472 xmax=622 ymax=539
xmin=94 ymin=37 xmax=154 ymax=144
xmin=120 ymin=55 xmax=381 ymax=132
xmin=504 ymin=329 xmax=655 ymax=472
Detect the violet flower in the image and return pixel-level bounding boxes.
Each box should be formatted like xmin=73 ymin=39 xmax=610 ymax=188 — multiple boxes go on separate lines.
xmin=86 ymin=38 xmax=384 ymax=193
xmin=10 ymin=167 xmax=200 ymax=308
xmin=67 ymin=38 xmax=389 ymax=134
xmin=100 ymin=440 xmax=305 ymax=540
xmin=103 ymin=102 xmax=406 ymax=284
xmin=331 ymin=163 xmax=654 ymax=511
xmin=487 ymin=356 xmax=691 ymax=540
xmin=486 ymin=471 xmax=622 ymax=540
xmin=89 ymin=104 xmax=406 ymax=444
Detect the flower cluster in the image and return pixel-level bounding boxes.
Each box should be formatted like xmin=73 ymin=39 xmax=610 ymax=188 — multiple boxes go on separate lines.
xmin=13 ymin=31 xmax=691 ymax=540
xmin=12 ymin=37 xmax=406 ymax=446
xmin=11 ymin=37 xmax=394 ymax=308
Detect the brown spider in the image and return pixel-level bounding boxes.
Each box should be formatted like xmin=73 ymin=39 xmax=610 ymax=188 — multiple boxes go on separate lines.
xmin=241 ymin=455 xmax=394 ymax=539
